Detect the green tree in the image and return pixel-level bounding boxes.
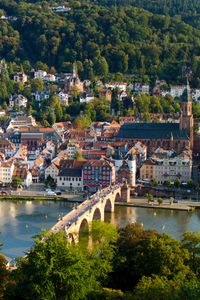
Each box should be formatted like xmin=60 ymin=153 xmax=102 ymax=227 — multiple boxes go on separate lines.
xmin=8 ymin=232 xmax=96 ymax=300
xmin=151 ymin=178 xmax=158 ymax=186
xmin=94 ymin=57 xmax=109 ymax=77
xmin=12 ymin=177 xmax=22 ymax=188
xmin=111 ymin=223 xmax=190 ymax=291
xmin=45 ymin=175 xmax=55 ymax=188
xmin=145 ymin=193 xmax=154 ymax=204
xmin=31 ymin=78 xmax=44 ymax=92
xmin=175 ymin=178 xmax=181 ymax=188
xmin=157 ymin=198 xmax=163 ymax=205
xmin=0 ymin=253 xmax=9 ymax=300
xmin=133 ymin=275 xmax=200 ymax=300
xmin=182 ymin=232 xmax=200 ymax=276
xmin=74 ymin=150 xmax=84 ymax=161
xmin=90 ymin=221 xmax=119 ymax=285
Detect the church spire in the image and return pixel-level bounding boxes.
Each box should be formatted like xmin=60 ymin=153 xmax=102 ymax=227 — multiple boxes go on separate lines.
xmin=181 ymin=77 xmax=191 ymax=103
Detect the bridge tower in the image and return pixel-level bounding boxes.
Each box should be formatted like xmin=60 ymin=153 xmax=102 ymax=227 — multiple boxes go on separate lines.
xmin=120 ymin=180 xmax=130 ymax=202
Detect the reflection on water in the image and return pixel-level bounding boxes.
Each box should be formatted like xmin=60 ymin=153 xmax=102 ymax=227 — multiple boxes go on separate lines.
xmin=1 ymin=200 xmax=200 ymax=259
xmin=0 ymin=200 xmax=73 ymax=259
xmin=106 ymin=205 xmax=200 ymax=240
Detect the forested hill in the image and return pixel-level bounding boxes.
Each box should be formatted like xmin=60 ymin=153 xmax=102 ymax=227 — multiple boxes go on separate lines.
xmin=95 ymin=0 xmax=200 ymax=16
xmin=1 ymin=1 xmax=200 ymax=83
xmin=94 ymin=0 xmax=200 ymax=30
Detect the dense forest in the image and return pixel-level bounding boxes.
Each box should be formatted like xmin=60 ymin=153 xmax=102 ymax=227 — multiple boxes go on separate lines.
xmin=94 ymin=0 xmax=200 ymax=16
xmin=1 ymin=1 xmax=200 ymax=83
xmin=94 ymin=0 xmax=200 ymax=31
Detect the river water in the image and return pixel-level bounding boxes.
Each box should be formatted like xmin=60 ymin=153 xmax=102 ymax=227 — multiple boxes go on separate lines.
xmin=1 ymin=200 xmax=200 ymax=259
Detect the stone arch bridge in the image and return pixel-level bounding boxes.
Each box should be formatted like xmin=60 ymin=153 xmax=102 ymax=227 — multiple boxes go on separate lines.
xmin=51 ymin=183 xmax=130 ymax=243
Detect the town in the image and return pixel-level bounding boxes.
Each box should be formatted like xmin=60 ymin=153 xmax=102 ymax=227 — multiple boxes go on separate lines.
xmin=1 ymin=0 xmax=200 ymax=299
xmin=0 ymin=60 xmax=198 ymax=200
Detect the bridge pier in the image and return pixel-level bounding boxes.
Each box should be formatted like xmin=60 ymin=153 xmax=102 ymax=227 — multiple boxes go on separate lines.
xmin=120 ymin=182 xmax=130 ymax=202
xmin=53 ymin=185 xmax=130 ymax=244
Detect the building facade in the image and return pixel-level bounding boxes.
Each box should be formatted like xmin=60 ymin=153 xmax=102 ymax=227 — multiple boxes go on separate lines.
xmin=83 ymin=160 xmax=115 ymax=192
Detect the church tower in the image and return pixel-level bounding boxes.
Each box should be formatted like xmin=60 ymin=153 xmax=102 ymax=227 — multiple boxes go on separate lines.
xmin=179 ymin=79 xmax=193 ymax=148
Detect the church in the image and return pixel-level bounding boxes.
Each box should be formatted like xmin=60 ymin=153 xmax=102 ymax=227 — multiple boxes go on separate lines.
xmin=117 ymin=81 xmax=193 ymax=154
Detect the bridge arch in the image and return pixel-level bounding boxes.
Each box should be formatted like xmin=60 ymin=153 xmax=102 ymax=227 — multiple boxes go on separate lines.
xmin=115 ymin=192 xmax=121 ymax=202
xmin=79 ymin=218 xmax=89 ymax=236
xmin=104 ymin=198 xmax=112 ymax=212
xmin=92 ymin=207 xmax=101 ymax=221
xmin=67 ymin=233 xmax=75 ymax=244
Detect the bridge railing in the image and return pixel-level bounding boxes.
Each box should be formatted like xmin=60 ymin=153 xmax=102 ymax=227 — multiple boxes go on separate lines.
xmin=51 ymin=184 xmax=121 ymax=233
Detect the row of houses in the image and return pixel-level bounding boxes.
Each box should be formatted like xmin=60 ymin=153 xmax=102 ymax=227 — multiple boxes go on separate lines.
xmin=140 ymin=148 xmax=192 ymax=184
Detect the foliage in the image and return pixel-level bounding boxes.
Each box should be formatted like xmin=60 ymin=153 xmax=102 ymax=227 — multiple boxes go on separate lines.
xmin=3 ymin=221 xmax=200 ymax=299
xmin=1 ymin=2 xmax=200 ymax=82
xmin=0 ymin=253 xmax=10 ymax=300
xmin=182 ymin=232 xmax=200 ymax=276
xmin=44 ymin=175 xmax=55 ymax=188
xmin=157 ymin=197 xmax=163 ymax=205
xmin=74 ymin=150 xmax=84 ymax=160
xmin=145 ymin=193 xmax=154 ymax=204
xmin=133 ymin=274 xmax=200 ymax=300
xmin=7 ymin=231 xmax=97 ymax=300
xmin=175 ymin=178 xmax=181 ymax=187
xmin=110 ymin=223 xmax=190 ymax=291
xmin=89 ymin=221 xmax=119 ymax=285
xmin=12 ymin=177 xmax=22 ymax=187
xmin=151 ymin=178 xmax=158 ymax=186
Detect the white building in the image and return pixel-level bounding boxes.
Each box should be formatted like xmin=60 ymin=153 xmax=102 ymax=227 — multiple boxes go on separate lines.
xmin=14 ymin=72 xmax=27 ymax=84
xmin=140 ymin=149 xmax=192 ymax=184
xmin=46 ymin=141 xmax=56 ymax=159
xmin=51 ymin=6 xmax=71 ymax=12
xmin=32 ymin=91 xmax=50 ymax=102
xmin=133 ymin=83 xmax=150 ymax=94
xmin=116 ymin=153 xmax=137 ymax=187
xmin=45 ymin=162 xmax=60 ymax=180
xmin=9 ymin=95 xmax=28 ymax=108
xmin=66 ymin=143 xmax=79 ymax=159
xmin=105 ymin=82 xmax=127 ymax=92
xmin=170 ymin=85 xmax=187 ymax=98
xmin=192 ymin=89 xmax=200 ymax=102
xmin=118 ymin=91 xmax=127 ymax=101
xmin=79 ymin=93 xmax=94 ymax=103
xmin=57 ymin=91 xmax=69 ymax=106
xmin=43 ymin=74 xmax=56 ymax=82
xmin=57 ymin=168 xmax=83 ymax=191
xmin=34 ymin=70 xmax=47 ymax=79
xmin=0 ymin=160 xmax=15 ymax=184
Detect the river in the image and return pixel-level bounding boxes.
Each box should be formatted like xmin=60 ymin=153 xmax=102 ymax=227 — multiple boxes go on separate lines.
xmin=1 ymin=199 xmax=200 ymax=259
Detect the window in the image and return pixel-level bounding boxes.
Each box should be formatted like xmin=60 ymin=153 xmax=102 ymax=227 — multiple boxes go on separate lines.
xmin=72 ymin=178 xmax=74 ymax=181
xmin=79 ymin=178 xmax=81 ymax=181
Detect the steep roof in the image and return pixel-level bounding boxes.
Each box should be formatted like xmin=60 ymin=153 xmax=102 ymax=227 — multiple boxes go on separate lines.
xmin=58 ymin=168 xmax=82 ymax=177
xmin=117 ymin=123 xmax=188 ymax=140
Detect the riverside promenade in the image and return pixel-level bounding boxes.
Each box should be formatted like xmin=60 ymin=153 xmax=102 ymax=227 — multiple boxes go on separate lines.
xmin=116 ymin=197 xmax=200 ymax=211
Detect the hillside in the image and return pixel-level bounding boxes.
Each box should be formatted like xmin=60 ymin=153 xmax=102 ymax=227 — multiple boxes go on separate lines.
xmin=1 ymin=1 xmax=200 ymax=82
xmin=94 ymin=0 xmax=200 ymax=30
xmin=94 ymin=0 xmax=200 ymax=16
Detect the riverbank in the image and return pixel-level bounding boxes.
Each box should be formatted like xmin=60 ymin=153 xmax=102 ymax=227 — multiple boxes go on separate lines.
xmin=116 ymin=198 xmax=197 ymax=211
xmin=0 ymin=195 xmax=83 ymax=202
